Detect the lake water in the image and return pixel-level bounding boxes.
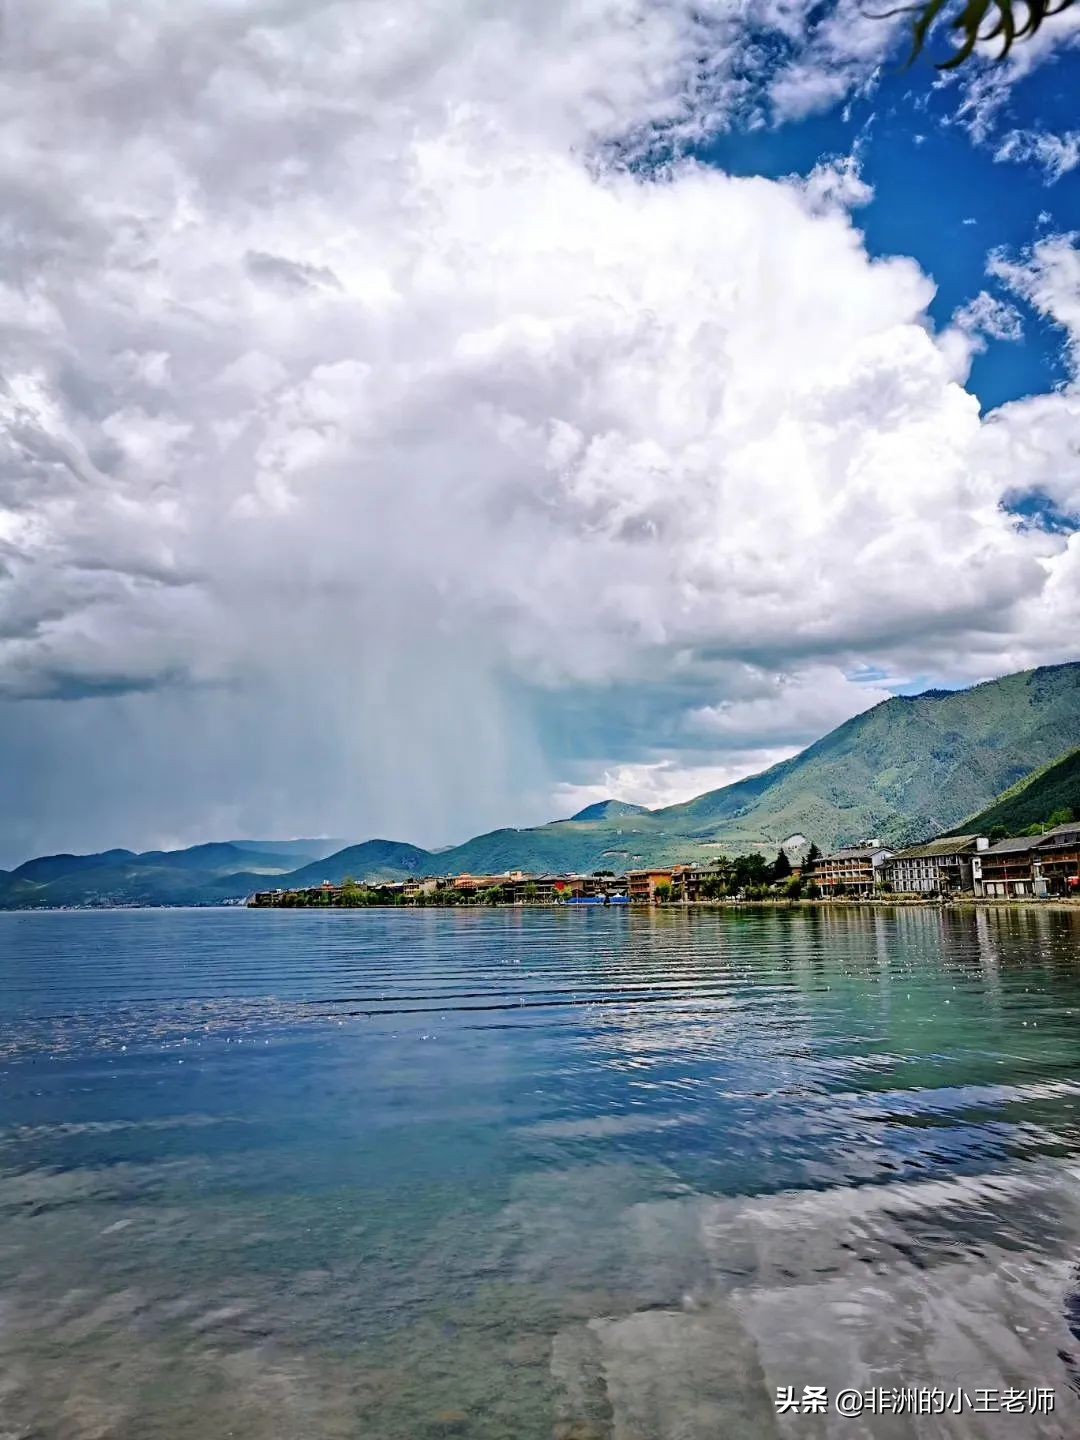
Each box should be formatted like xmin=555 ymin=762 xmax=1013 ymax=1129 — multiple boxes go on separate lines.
xmin=3 ymin=905 xmax=1080 ymax=1438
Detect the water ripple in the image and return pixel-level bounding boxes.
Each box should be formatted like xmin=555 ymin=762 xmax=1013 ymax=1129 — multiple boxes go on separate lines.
xmin=1 ymin=905 xmax=1080 ymax=1437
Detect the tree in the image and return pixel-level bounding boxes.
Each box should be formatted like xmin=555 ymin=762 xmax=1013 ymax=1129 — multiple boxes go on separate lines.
xmin=771 ymin=848 xmax=792 ymax=883
xmin=889 ymin=0 xmax=1075 ymax=70
xmin=654 ymin=879 xmax=673 ymax=903
xmin=1047 ymin=807 xmax=1075 ymax=827
xmin=989 ymin=824 xmax=1009 ymax=842
xmin=524 ymin=881 xmax=539 ymax=903
xmin=731 ymin=853 xmax=770 ymax=891
xmin=803 ymin=841 xmax=821 ymax=872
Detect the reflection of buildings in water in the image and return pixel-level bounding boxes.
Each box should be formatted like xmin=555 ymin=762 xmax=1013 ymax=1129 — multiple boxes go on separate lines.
xmin=972 ymin=905 xmax=1007 ymax=1015
xmin=561 ymin=907 xmax=1080 ymax=1112
xmin=974 ymin=905 xmax=1000 ymax=976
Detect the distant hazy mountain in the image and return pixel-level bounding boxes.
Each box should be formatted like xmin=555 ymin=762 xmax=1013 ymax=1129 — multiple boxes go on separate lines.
xmin=9 ymin=849 xmax=139 ymax=886
xmin=568 ymin=800 xmax=651 ymax=822
xmin=951 ymin=746 xmax=1080 ymax=836
xmin=3 ymin=661 xmax=1079 ymax=906
xmin=134 ymin=842 xmax=303 ymax=873
xmin=0 ymin=839 xmax=320 ymax=909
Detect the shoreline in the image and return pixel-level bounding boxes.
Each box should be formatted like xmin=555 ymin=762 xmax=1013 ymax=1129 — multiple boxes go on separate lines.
xmin=245 ymin=894 xmax=1080 ymax=913
xmin=4 ymin=896 xmax=1080 ymax=914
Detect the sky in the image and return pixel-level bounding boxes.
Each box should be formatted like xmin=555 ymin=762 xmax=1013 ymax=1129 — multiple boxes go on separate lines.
xmin=1 ymin=0 xmax=1079 ymax=867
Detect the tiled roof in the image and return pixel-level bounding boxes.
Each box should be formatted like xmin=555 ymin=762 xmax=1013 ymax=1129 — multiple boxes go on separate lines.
xmin=983 ymin=836 xmax=1040 ymax=855
xmin=888 ymin=835 xmax=983 ymax=861
xmin=819 ymin=846 xmax=891 ymax=861
xmin=984 ymin=828 xmax=1080 ymax=857
xmin=1034 ymin=831 xmax=1080 ymax=854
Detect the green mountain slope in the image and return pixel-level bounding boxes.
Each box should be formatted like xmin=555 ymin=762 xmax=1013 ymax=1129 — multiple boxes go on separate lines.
xmin=432 ymin=817 xmax=655 ymax=875
xmin=226 ymin=838 xmax=344 ymax=861
xmin=283 ymin=840 xmax=434 ymax=886
xmin=568 ymin=800 xmax=651 ymax=821
xmin=664 ymin=661 xmax=1080 ymax=848
xmin=950 ymin=746 xmax=1080 ymax=836
xmin=135 ymin=842 xmax=317 ymax=874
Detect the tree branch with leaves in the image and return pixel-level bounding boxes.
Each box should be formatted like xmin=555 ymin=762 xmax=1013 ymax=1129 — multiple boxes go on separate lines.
xmin=874 ymin=0 xmax=1075 ymax=68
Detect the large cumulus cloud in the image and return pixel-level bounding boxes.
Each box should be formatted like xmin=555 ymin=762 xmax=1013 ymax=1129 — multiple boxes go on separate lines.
xmin=0 ymin=0 xmax=1078 ymax=859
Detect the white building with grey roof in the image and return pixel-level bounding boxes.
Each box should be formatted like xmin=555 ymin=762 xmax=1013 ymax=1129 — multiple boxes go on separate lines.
xmin=883 ymin=835 xmax=989 ymax=896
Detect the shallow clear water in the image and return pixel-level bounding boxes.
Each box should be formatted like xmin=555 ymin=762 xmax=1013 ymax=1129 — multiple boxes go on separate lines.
xmin=3 ymin=905 xmax=1080 ymax=1438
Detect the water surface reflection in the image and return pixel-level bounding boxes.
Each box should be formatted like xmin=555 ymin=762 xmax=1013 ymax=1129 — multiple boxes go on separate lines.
xmin=1 ymin=905 xmax=1079 ymax=1437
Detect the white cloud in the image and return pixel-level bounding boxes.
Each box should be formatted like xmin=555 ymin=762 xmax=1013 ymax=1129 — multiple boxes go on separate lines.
xmin=990 ymin=233 xmax=1080 ymax=376
xmin=687 ymin=666 xmax=893 ymax=745
xmin=954 ymin=8 xmax=1080 ymax=143
xmin=0 ymin=2 xmax=1078 ymax=858
xmin=995 ymin=129 xmax=1080 ymax=184
xmin=966 ymin=236 xmax=1080 ymax=547
xmin=768 ymin=0 xmax=902 ymax=124
xmin=949 ymin=290 xmax=1025 ymax=360
xmin=552 ymin=754 xmax=799 ymax=814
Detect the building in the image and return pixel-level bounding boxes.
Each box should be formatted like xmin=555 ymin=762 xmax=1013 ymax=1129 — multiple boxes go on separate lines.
xmin=971 ymin=837 xmax=1044 ymax=898
xmin=449 ymin=872 xmax=525 ymax=899
xmin=670 ymin=863 xmax=725 ymax=902
xmin=883 ymin=835 xmax=989 ymax=895
xmin=627 ymin=868 xmax=675 ymax=902
xmin=1032 ymin=821 xmax=1080 ymax=896
xmin=811 ymin=843 xmax=893 ymax=897
xmin=403 ymin=877 xmax=439 ymax=900
xmin=501 ymin=873 xmax=609 ymax=904
xmin=974 ymin=821 xmax=1080 ymax=899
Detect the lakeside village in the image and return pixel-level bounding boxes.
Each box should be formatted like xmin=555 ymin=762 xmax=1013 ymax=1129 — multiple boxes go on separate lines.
xmin=250 ymin=818 xmax=1080 ymax=908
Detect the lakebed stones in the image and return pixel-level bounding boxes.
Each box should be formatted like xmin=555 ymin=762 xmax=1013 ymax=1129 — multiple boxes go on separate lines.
xmin=550 ymin=1302 xmax=780 ymax=1440
xmin=546 ymin=1167 xmax=1080 ymax=1439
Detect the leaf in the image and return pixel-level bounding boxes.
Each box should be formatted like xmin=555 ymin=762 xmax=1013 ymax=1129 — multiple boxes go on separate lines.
xmin=863 ymin=0 xmax=1076 ymax=67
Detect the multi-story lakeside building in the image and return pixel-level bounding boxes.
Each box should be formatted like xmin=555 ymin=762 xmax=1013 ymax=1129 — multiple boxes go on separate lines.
xmin=809 ymin=843 xmax=893 ymax=897
xmin=973 ymin=822 xmax=1080 ymax=898
xmin=883 ymin=835 xmax=989 ymax=895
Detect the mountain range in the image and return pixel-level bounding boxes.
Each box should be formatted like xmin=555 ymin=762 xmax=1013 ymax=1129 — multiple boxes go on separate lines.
xmin=3 ymin=660 xmax=1079 ymax=908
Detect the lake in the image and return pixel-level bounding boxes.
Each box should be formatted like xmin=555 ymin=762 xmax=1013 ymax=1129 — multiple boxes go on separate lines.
xmin=2 ymin=904 xmax=1080 ymax=1438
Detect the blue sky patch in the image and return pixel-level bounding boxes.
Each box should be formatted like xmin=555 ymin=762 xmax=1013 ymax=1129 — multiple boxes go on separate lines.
xmin=701 ymin=46 xmax=1080 ymax=413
